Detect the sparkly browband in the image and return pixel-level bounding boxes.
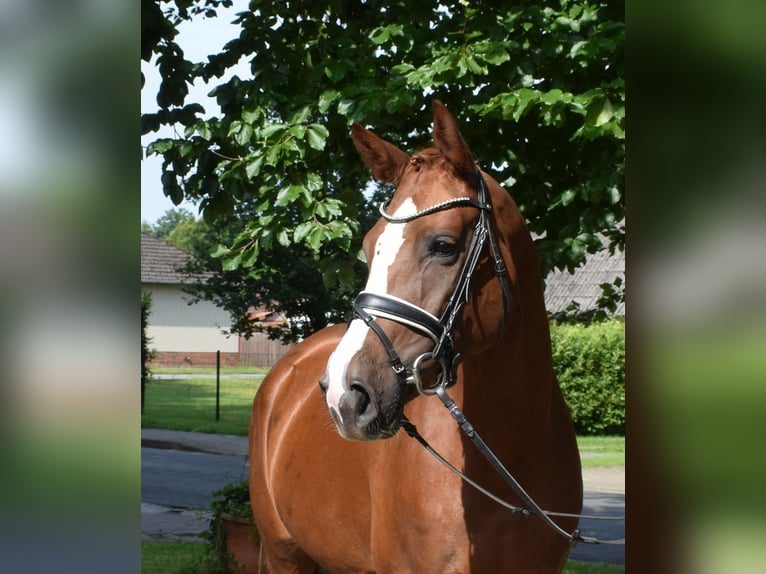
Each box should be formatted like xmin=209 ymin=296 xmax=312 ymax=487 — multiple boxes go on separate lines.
xmin=379 ymin=196 xmax=488 ymax=223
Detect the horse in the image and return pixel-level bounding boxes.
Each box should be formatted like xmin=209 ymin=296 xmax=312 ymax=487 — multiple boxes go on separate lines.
xmin=249 ymin=100 xmax=582 ymax=573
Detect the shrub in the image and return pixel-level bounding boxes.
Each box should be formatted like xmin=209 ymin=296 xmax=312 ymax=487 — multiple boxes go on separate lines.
xmin=550 ymin=319 xmax=625 ymax=435
xmin=141 ymin=290 xmax=156 ymax=414
xmin=199 ymin=481 xmax=255 ymax=573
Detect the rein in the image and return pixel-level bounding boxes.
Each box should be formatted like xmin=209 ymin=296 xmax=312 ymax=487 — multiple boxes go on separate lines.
xmin=351 ymin=169 xmax=625 ymax=548
xmin=401 ymin=399 xmax=626 ymax=548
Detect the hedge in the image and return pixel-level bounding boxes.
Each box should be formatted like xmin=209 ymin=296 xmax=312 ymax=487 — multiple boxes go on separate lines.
xmin=550 ymin=319 xmax=625 ymax=435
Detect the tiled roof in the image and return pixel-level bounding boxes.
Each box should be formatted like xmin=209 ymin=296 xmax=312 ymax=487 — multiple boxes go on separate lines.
xmin=141 ymin=232 xmax=208 ymax=284
xmin=544 ymin=243 xmax=625 ymax=316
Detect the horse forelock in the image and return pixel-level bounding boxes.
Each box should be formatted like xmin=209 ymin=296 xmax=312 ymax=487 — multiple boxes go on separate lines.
xmin=385 ymin=148 xmax=477 ymax=214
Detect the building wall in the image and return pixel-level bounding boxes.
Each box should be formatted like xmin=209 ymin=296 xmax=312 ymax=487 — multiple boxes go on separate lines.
xmin=151 ymin=351 xmax=240 ymax=367
xmin=144 ymin=283 xmax=239 ymax=354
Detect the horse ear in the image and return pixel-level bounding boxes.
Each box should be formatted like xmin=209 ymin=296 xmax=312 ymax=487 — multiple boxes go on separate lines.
xmin=351 ymin=123 xmax=410 ymax=183
xmin=432 ymin=100 xmax=478 ymax=184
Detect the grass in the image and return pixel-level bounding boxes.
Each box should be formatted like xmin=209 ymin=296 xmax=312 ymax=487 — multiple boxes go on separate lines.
xmin=141 ymin=376 xmax=260 ymax=435
xmin=577 ymin=435 xmax=625 ymax=468
xmin=141 ymin=541 xmax=623 ymax=573
xmin=142 ymin=372 xmax=625 ymax=466
xmin=141 ymin=542 xmax=207 ymax=574
xmin=150 ymin=365 xmax=271 ymax=375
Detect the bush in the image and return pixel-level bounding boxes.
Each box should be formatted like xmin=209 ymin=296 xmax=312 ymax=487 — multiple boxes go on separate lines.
xmin=550 ymin=319 xmax=625 ymax=435
xmin=199 ymin=481 xmax=255 ymax=574
xmin=141 ymin=290 xmax=156 ymax=414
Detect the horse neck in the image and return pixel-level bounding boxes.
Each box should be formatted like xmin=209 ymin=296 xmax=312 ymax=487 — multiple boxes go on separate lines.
xmin=459 ymin=181 xmax=556 ymax=431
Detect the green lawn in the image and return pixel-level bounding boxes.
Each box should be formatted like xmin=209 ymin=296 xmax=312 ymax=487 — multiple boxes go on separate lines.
xmin=142 ymin=374 xmax=624 ymax=467
xmin=141 ymin=542 xmax=207 ymax=574
xmin=577 ymin=435 xmax=625 ymax=468
xmin=150 ymin=365 xmax=271 ymax=375
xmin=141 ymin=376 xmax=260 ymax=436
xmin=140 ymin=541 xmax=624 ymax=573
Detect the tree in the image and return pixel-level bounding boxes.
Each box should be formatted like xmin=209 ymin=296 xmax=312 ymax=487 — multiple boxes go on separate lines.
xmin=141 ymin=207 xmax=196 ymax=239
xmin=146 ymin=205 xmax=371 ymax=343
xmin=142 ymin=0 xmax=625 ymax=322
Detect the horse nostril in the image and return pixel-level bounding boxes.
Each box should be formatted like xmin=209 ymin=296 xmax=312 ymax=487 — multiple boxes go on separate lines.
xmin=349 ymin=382 xmax=370 ymax=410
xmin=343 ymin=381 xmax=378 ymax=428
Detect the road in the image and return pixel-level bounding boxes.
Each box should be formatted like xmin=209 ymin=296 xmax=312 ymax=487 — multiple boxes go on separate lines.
xmin=141 ymin=446 xmax=624 ymax=565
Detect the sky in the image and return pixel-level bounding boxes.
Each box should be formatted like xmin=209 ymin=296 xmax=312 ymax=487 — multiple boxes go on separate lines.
xmin=141 ymin=5 xmax=248 ymax=224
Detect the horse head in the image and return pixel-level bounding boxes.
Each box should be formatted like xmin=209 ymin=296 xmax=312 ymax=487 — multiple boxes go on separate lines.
xmin=319 ymin=101 xmax=515 ymax=441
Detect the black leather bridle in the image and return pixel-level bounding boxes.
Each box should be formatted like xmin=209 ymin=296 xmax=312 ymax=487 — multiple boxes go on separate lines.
xmin=351 ymin=170 xmax=514 ymax=395
xmin=349 ymin=169 xmax=625 ymax=547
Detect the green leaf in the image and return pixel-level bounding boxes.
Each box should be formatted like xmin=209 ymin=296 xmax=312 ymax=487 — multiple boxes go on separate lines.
xmin=245 ymin=155 xmax=263 ymax=179
xmin=540 ymin=89 xmax=565 ymax=105
xmin=242 ymin=244 xmax=260 ymax=267
xmin=288 ymin=105 xmax=311 ymax=124
xmin=369 ymin=26 xmax=390 ymax=45
xmin=179 ymin=142 xmax=194 ymax=157
xmin=235 ymin=123 xmax=253 ymax=146
xmin=293 ymin=221 xmax=314 ymax=243
xmin=318 ymin=90 xmax=340 ymax=113
xmin=509 ymin=89 xmax=539 ymax=121
xmin=337 ymin=99 xmax=355 ymax=117
xmin=210 ymin=244 xmax=229 ymax=258
xmin=222 ymin=250 xmax=244 ymax=271
xmin=307 ymin=227 xmax=324 ymax=251
xmin=306 ymin=124 xmax=328 ymax=151
xmin=276 ymin=184 xmax=301 ymax=206
xmin=261 ymin=124 xmax=286 ymax=140
xmin=304 ymin=171 xmax=323 ymax=192
xmin=478 ymin=42 xmax=510 ymax=66
xmin=265 ymin=145 xmax=281 ymax=166
xmin=147 ymin=139 xmax=174 ymax=155
xmin=242 ymin=108 xmax=261 ymax=123
xmin=288 ymin=125 xmax=306 ymax=139
xmin=390 ymin=63 xmax=415 ymax=75
xmin=276 ymin=228 xmax=290 ymax=247
xmin=595 ymin=98 xmax=615 ymax=126
xmin=319 ymin=198 xmax=344 ymax=218
xmin=369 ymin=24 xmax=402 ymax=45
xmin=585 ymin=97 xmax=615 ymax=127
xmin=161 ymin=171 xmax=183 ymax=204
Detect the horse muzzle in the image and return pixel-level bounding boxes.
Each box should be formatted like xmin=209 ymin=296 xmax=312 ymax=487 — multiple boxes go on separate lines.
xmin=319 ymin=374 xmax=403 ymax=441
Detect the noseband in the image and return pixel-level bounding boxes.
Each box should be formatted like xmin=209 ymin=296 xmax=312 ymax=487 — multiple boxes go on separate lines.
xmin=351 ymin=170 xmax=514 ymax=395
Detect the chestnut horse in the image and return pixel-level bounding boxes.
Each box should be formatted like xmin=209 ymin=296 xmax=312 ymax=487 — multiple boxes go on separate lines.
xmin=249 ymin=101 xmax=582 ymax=573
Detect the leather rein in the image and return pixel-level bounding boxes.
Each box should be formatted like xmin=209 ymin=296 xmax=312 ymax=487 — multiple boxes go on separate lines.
xmin=350 ymin=170 xmax=625 ymax=548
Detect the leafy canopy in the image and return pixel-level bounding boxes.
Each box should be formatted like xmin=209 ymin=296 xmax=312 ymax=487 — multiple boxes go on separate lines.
xmin=142 ymin=0 xmax=624 ymax=335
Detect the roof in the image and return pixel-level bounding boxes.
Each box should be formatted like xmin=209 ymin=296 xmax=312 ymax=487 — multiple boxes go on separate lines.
xmin=140 ymin=232 xmax=209 ymax=284
xmin=543 ymin=244 xmax=625 ymax=316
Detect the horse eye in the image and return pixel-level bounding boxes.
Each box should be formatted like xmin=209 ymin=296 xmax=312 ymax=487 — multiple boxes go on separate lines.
xmin=430 ymin=238 xmax=457 ymax=257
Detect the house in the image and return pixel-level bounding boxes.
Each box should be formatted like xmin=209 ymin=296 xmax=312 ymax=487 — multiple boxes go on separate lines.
xmin=141 ymin=232 xmax=241 ymax=366
xmin=543 ymin=241 xmax=625 ymax=318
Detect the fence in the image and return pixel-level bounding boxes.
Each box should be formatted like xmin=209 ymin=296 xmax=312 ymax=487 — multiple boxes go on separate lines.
xmin=238 ymin=333 xmax=294 ymax=367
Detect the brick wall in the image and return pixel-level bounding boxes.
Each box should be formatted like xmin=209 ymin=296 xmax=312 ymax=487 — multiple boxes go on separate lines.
xmin=151 ymin=351 xmax=241 ymax=368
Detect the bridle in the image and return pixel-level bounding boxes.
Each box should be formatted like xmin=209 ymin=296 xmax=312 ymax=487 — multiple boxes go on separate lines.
xmin=351 ymin=169 xmax=514 ymax=395
xmin=348 ymin=168 xmax=625 ymax=548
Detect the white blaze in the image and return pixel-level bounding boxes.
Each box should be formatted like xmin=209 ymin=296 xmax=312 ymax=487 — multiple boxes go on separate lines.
xmin=324 ymin=198 xmax=417 ymax=414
